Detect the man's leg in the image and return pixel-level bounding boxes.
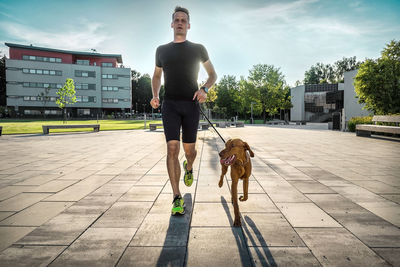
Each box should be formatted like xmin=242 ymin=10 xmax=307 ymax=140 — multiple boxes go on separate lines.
xmin=182 ymin=142 xmax=197 ymax=171
xmin=167 ymin=140 xmax=181 ymax=197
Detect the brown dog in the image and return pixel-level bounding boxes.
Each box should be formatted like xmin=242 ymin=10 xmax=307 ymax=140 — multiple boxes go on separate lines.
xmin=218 ymin=138 xmax=254 ymax=226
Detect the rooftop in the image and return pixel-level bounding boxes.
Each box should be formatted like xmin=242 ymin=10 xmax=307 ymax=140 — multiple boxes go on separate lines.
xmin=5 ymin=42 xmax=123 ymax=63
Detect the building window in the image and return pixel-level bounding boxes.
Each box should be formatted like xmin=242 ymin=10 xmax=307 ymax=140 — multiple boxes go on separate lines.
xmin=102 ymin=86 xmax=119 ymax=91
xmin=75 ymin=70 xmax=95 ymax=77
xmin=22 ymin=68 xmax=61 ymax=76
xmin=23 ymin=55 xmax=62 ymax=63
xmin=102 ymin=62 xmax=113 ymax=67
xmin=102 ymin=74 xmax=116 ymax=79
xmin=76 ymin=59 xmax=90 ymax=65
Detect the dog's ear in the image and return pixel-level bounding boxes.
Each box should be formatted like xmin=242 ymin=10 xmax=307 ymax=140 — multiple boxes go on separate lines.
xmin=244 ymin=142 xmax=254 ymax=157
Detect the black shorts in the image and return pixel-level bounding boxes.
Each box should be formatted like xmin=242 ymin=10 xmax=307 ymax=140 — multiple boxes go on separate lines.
xmin=161 ymin=99 xmax=200 ymax=143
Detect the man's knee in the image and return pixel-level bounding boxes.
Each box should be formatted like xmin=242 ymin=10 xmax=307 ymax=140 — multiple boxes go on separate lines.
xmin=167 ymin=141 xmax=180 ymax=157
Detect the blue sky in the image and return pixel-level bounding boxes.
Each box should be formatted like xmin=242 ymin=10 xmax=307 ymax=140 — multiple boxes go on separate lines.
xmin=0 ymin=0 xmax=399 ymax=86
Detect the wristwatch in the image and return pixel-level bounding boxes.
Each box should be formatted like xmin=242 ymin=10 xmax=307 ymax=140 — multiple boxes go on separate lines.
xmin=200 ymin=86 xmax=208 ymax=93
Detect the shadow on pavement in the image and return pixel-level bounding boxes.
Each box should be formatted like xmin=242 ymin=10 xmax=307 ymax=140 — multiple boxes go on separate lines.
xmin=156 ymin=193 xmax=192 ymax=267
xmin=242 ymin=215 xmax=277 ymax=267
xmin=221 ymin=196 xmax=252 ymax=266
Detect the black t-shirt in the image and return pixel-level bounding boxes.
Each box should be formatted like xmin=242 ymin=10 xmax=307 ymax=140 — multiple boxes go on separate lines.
xmin=156 ymin=40 xmax=209 ymax=101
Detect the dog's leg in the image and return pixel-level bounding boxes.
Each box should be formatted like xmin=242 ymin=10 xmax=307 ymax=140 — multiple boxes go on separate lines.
xmin=231 ymin=176 xmax=241 ymax=226
xmin=239 ymin=177 xmax=249 ymax=202
xmin=219 ymin=164 xmax=228 ymax=188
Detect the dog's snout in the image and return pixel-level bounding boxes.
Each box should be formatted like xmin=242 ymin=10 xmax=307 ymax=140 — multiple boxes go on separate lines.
xmin=219 ymin=151 xmax=224 ymax=157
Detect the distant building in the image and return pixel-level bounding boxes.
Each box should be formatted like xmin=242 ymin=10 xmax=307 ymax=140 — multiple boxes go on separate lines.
xmin=5 ymin=43 xmax=131 ymax=117
xmin=290 ymin=70 xmax=370 ymax=129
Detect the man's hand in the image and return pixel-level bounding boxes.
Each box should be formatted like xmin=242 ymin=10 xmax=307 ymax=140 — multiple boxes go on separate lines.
xmin=193 ymin=89 xmax=207 ymax=103
xmin=150 ymin=97 xmax=160 ymax=109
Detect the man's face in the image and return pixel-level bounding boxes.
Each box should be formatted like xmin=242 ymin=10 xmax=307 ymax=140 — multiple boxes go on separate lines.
xmin=171 ymin=11 xmax=190 ymax=36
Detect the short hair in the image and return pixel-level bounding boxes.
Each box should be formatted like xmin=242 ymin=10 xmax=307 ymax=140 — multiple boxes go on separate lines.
xmin=172 ymin=6 xmax=190 ymax=21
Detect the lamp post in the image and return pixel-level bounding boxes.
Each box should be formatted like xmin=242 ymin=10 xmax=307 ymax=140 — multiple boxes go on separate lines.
xmin=251 ymin=102 xmax=256 ymax=124
xmin=142 ymin=104 xmax=146 ymax=129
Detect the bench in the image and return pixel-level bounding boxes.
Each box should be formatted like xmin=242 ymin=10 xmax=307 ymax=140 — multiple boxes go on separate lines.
xmin=235 ymin=121 xmax=244 ymax=127
xmin=266 ymin=120 xmax=287 ymax=125
xmin=0 ymin=126 xmax=2 ymax=136
xmin=199 ymin=122 xmax=210 ymax=130
xmin=149 ymin=123 xmax=163 ymax=131
xmin=356 ymin=115 xmax=400 ymax=137
xmin=42 ymin=124 xmax=100 ymax=134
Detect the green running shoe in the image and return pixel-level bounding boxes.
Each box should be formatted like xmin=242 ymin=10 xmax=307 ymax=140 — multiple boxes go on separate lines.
xmin=171 ymin=195 xmax=185 ymax=215
xmin=183 ymin=160 xmax=194 ymax=187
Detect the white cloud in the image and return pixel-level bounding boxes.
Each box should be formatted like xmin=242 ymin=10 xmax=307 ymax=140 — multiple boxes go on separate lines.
xmin=1 ymin=21 xmax=110 ymax=52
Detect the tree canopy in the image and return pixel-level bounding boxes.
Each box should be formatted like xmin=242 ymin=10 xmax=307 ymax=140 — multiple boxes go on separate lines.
xmin=354 ymin=40 xmax=400 ymax=114
xmin=304 ymin=57 xmax=361 ymax=84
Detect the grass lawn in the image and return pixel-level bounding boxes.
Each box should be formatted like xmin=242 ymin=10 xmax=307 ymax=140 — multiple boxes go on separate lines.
xmin=0 ymin=119 xmax=163 ymax=135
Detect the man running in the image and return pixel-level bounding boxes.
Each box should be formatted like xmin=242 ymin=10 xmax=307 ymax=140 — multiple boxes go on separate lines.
xmin=150 ymin=6 xmax=217 ymax=215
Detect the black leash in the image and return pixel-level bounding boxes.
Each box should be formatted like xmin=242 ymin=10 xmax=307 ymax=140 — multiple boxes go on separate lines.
xmin=197 ymin=102 xmax=226 ymax=144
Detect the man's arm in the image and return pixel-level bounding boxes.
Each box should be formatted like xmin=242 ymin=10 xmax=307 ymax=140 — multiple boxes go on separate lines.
xmin=201 ymin=60 xmax=217 ymax=89
xmin=150 ymin=66 xmax=162 ymax=108
xmin=193 ymin=60 xmax=217 ymax=102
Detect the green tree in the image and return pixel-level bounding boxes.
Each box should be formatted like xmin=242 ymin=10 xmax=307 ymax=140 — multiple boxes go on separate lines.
xmin=214 ymin=75 xmax=240 ymax=118
xmin=333 ymin=56 xmax=361 ymax=83
xmin=56 ymin=78 xmax=76 ymax=123
xmin=248 ymin=64 xmax=287 ymax=123
xmin=38 ymin=85 xmax=51 ymax=118
xmin=304 ymin=63 xmax=335 ymax=84
xmin=354 ymin=40 xmax=400 ymax=114
xmin=205 ymin=85 xmax=217 ymax=109
xmin=131 ymin=71 xmax=154 ymax=113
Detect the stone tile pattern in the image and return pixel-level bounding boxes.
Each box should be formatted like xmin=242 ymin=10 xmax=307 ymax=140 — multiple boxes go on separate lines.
xmin=0 ymin=126 xmax=398 ymax=266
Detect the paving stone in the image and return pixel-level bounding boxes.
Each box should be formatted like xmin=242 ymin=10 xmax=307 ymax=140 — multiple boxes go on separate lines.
xmin=117 ymin=247 xmax=186 ymax=267
xmin=242 ymin=213 xmax=305 ymax=247
xmin=331 ymin=184 xmax=387 ymax=203
xmin=307 ymin=194 xmax=400 ymax=247
xmin=134 ymin=174 xmax=168 ymax=186
xmin=27 ymin=180 xmax=77 ymax=193
xmin=236 ymin=193 xmax=279 ymax=213
xmin=0 ymin=193 xmax=52 ymax=212
xmin=276 ymin=202 xmax=341 ymax=227
xmin=296 ymin=228 xmax=390 ymax=267
xmin=15 ymin=174 xmax=61 ymax=186
xmin=0 ymin=212 xmax=14 ymax=221
xmin=258 ymin=180 xmax=310 ymax=203
xmin=0 ymin=227 xmax=36 ymax=252
xmin=249 ymin=247 xmax=320 ymax=267
xmin=130 ymin=212 xmax=190 ymax=247
xmin=0 ymin=201 xmax=73 ymax=226
xmin=93 ymin=201 xmax=152 ymax=228
xmin=50 ymin=228 xmax=136 ymax=267
xmin=56 ymin=170 xmax=98 ymax=180
xmin=195 ymin=184 xmax=232 ymax=202
xmin=45 ymin=175 xmax=114 ymax=201
xmin=372 ymin=248 xmax=400 ymax=267
xmin=381 ymin=194 xmax=400 ymax=204
xmin=91 ymin=181 xmax=135 ymax=195
xmin=0 ymin=245 xmax=66 ymax=266
xmin=191 ymin=201 xmax=236 ymax=227
xmin=119 ymin=185 xmax=163 ymax=202
xmin=0 ymin=186 xmax=35 ymax=201
xmin=288 ymin=180 xmax=336 ymax=194
xmin=15 ymin=213 xmax=100 ymax=245
xmin=370 ymin=175 xmax=400 ymax=187
xmin=186 ymin=227 xmax=252 ymax=266
xmin=351 ymin=180 xmax=400 ymax=194
xmin=357 ymin=201 xmax=400 ymax=227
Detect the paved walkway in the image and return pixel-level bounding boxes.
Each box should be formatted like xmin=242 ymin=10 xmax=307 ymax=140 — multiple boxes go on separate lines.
xmin=0 ymin=125 xmax=399 ymax=266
